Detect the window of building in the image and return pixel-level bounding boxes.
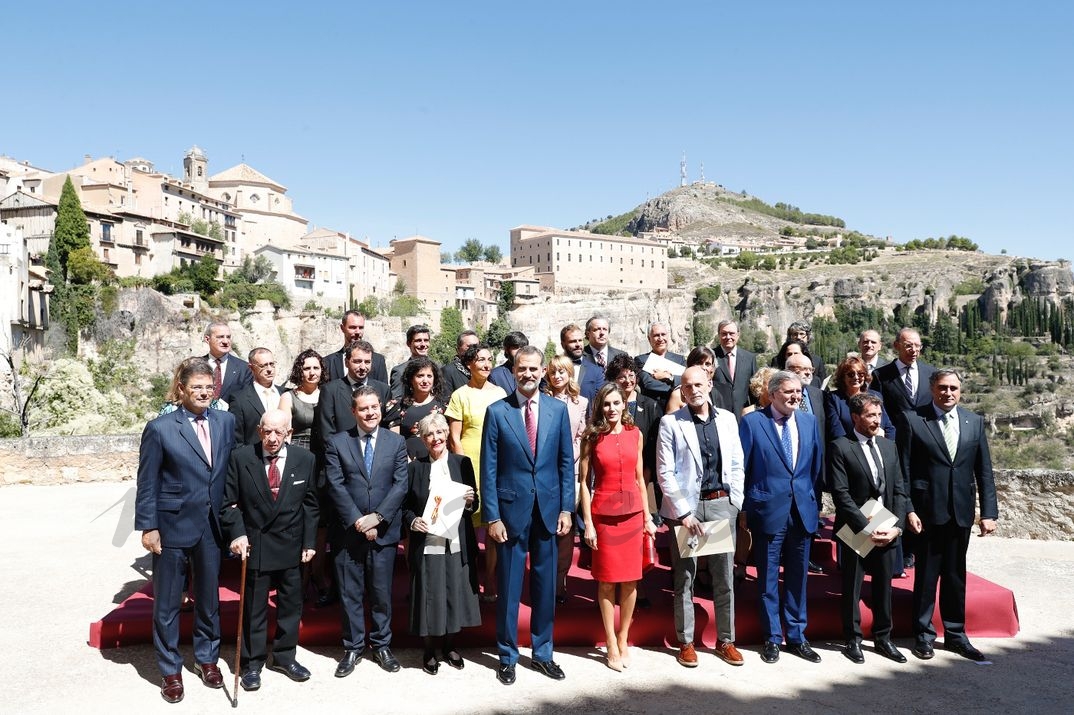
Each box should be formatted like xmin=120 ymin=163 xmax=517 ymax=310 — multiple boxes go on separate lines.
xmin=135 ymin=253 xmax=142 ymax=266
xmin=101 ymin=223 xmax=113 ymax=243
xmin=103 ymin=248 xmax=110 ymax=261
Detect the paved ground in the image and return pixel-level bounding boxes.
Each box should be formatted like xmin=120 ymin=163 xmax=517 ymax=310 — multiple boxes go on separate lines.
xmin=1 ymin=482 xmax=1071 ymax=714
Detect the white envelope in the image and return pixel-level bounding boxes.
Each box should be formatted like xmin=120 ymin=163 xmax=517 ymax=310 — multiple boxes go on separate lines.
xmin=675 ymin=519 xmax=735 ymax=558
xmin=836 ymin=499 xmax=898 ymax=558
xmin=421 ymin=479 xmax=471 ymax=539
xmin=642 ymin=352 xmax=686 ymax=378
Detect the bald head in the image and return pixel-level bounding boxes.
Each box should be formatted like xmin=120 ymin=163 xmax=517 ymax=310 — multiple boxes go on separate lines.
xmin=258 ymin=409 xmax=292 ymax=455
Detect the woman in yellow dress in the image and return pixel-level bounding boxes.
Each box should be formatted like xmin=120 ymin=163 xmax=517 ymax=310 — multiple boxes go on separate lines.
xmin=446 ymin=342 xmax=507 ymax=601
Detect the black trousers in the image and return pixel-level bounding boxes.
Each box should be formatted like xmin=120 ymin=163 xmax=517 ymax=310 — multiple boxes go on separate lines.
xmin=912 ymin=522 xmax=971 ymax=644
xmin=241 ymin=564 xmax=303 ymax=670
xmin=840 ymin=540 xmax=895 ymax=642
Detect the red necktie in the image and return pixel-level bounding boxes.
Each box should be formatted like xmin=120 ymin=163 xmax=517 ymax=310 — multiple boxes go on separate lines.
xmin=525 ymin=399 xmax=537 ymax=456
xmin=268 ymin=455 xmax=280 ymax=500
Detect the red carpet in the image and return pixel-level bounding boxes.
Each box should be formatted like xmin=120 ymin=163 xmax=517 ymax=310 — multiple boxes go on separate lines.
xmin=89 ymin=522 xmax=1018 ymax=650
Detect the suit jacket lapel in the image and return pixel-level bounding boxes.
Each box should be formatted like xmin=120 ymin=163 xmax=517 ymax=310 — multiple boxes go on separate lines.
xmin=176 ymin=411 xmax=211 ymax=468
xmin=760 ymin=406 xmax=792 ymax=471
xmin=249 ymin=444 xmax=275 ymax=510
xmin=924 ymin=413 xmax=952 ymax=464
xmin=676 ymin=412 xmax=703 ymax=477
xmin=505 ymin=394 xmax=535 ymax=464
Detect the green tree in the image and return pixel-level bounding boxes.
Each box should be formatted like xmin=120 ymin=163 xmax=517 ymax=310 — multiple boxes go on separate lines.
xmin=483 ymin=317 xmax=510 ymax=351
xmin=49 ymin=175 xmax=91 ymax=281
xmin=188 ymin=254 xmax=220 ymax=295
xmin=356 ymin=295 xmax=379 ymax=318
xmin=482 ymin=244 xmax=503 ymax=264
xmin=430 ymin=307 xmax=464 ymax=363
xmin=231 ymin=254 xmax=275 ymax=284
xmin=66 ymin=246 xmax=112 ymax=285
xmin=498 ymin=280 xmax=516 ymax=313
xmin=455 ymin=238 xmax=483 ymax=263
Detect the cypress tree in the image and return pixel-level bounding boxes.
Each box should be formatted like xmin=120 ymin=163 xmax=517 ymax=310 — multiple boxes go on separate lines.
xmin=50 ymin=175 xmax=91 ymax=282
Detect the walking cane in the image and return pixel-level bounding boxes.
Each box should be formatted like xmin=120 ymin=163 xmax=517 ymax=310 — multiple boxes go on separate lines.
xmin=232 ymin=550 xmax=249 ymax=708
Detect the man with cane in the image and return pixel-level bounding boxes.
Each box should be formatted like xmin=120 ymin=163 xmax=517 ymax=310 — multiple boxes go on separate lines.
xmin=222 ymin=409 xmax=319 ymax=692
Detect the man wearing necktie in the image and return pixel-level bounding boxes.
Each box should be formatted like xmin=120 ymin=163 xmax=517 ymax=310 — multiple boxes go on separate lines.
xmin=579 ymin=315 xmax=627 ymax=401
xmin=829 ymin=393 xmax=908 ymax=665
xmin=857 ymin=330 xmax=883 ymax=375
xmin=872 ymin=328 xmax=936 ymax=417
xmin=481 ymin=346 xmax=575 ymax=685
xmin=713 ymin=320 xmax=758 ymax=417
xmin=136 ymin=359 xmax=236 ymax=703
xmin=739 ymin=370 xmax=824 ymax=664
xmin=202 ymin=320 xmax=252 ymax=405
xmin=324 ymin=385 xmax=409 ymax=677
xmin=785 ymin=353 xmax=829 ymax=575
xmin=896 ymin=369 xmax=998 ymax=662
xmin=222 ymin=409 xmax=319 ymax=690
xmin=228 ymin=348 xmax=285 ymax=445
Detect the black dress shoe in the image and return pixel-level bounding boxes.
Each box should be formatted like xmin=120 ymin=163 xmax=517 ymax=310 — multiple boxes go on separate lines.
xmin=422 ymin=653 xmax=439 ymax=675
xmin=875 ymin=640 xmax=907 ymax=663
xmin=903 ymin=555 xmax=915 ymax=570
xmin=843 ymin=640 xmax=865 ymax=664
xmin=787 ymin=641 xmax=822 ymax=663
xmin=316 ymin=589 xmax=339 ymax=608
xmin=373 ymin=647 xmax=401 ymax=673
xmin=761 ymin=642 xmax=780 ymax=663
xmin=497 ymin=663 xmax=516 ymax=685
xmin=944 ymin=640 xmax=986 ymax=662
xmin=269 ymin=660 xmax=311 ymax=682
xmin=807 ymin=560 xmax=825 ymax=574
xmin=335 ymin=650 xmax=362 ymax=678
xmin=240 ymin=669 xmax=262 ymax=691
xmin=911 ymin=641 xmax=935 ymax=660
xmin=443 ymin=650 xmax=465 ymax=669
xmin=530 ymin=659 xmax=566 ymax=680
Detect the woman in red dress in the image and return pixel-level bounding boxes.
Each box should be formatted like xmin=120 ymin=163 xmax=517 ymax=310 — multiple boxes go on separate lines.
xmin=578 ymin=383 xmax=657 ymax=671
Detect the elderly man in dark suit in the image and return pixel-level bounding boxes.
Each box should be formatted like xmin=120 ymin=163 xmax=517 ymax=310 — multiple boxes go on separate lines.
xmin=897 ymin=368 xmax=998 ymax=662
xmin=713 ymin=320 xmax=758 ymax=417
xmin=829 ymin=393 xmax=908 ymax=665
xmin=481 ymin=345 xmax=575 ymax=685
xmin=872 ymin=327 xmax=936 ymax=416
xmin=739 ymin=370 xmax=824 ymax=665
xmin=228 ymin=348 xmax=285 ymax=445
xmin=136 ymin=358 xmax=236 ymax=703
xmin=222 ymin=409 xmax=319 ymax=690
xmin=324 ymin=385 xmax=409 ymax=677
xmin=324 ymin=311 xmax=388 ymax=384
xmin=635 ymin=321 xmax=686 ymax=409
xmin=202 ymin=320 xmax=252 ymax=405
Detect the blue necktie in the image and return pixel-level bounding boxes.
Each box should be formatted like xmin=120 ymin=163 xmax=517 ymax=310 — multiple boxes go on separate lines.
xmin=779 ymin=415 xmax=794 ymax=466
xmin=363 ymin=433 xmax=374 ymax=474
xmin=799 ymin=389 xmax=812 ymax=414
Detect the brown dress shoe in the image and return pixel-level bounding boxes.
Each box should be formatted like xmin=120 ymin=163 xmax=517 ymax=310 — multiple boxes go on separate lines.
xmin=676 ymin=642 xmax=699 ymax=667
xmin=714 ymin=641 xmax=745 ymax=666
xmin=160 ymin=674 xmax=184 ymax=703
xmin=194 ymin=662 xmax=224 ymax=688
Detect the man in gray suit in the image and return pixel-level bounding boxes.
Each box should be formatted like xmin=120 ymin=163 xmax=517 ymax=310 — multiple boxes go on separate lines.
xmin=657 ymin=365 xmax=745 ymax=668
xmin=712 ymin=320 xmax=758 ymax=417
xmin=136 ymin=359 xmax=236 ymax=703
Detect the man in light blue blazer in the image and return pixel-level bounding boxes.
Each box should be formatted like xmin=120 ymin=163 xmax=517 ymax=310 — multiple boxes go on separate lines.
xmin=481 ymin=345 xmax=575 ymax=686
xmin=136 ymin=358 xmax=236 ymax=703
xmin=657 ymin=366 xmax=746 ymax=668
xmin=739 ymin=370 xmax=824 ymax=665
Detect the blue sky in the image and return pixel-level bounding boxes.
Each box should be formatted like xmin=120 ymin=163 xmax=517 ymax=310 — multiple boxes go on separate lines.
xmin=3 ymin=2 xmax=1071 ymax=260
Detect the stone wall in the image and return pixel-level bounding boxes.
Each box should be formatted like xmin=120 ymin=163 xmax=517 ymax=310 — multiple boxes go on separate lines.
xmin=2 ymin=437 xmax=1072 ymax=541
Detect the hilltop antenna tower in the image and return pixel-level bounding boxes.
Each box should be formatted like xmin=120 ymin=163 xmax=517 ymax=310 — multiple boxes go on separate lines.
xmin=680 ymin=152 xmax=687 ymax=187
xmin=699 ymin=161 xmax=705 ymax=183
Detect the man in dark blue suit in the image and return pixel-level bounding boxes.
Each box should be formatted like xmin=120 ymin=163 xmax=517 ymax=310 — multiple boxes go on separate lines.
xmin=739 ymin=370 xmax=824 ymax=665
xmin=136 ymin=359 xmax=236 ymax=703
xmin=635 ymin=321 xmax=686 ymax=409
xmin=202 ymin=320 xmax=252 ymax=405
xmin=324 ymin=385 xmax=409 ymax=677
xmin=481 ymin=345 xmax=575 ymax=685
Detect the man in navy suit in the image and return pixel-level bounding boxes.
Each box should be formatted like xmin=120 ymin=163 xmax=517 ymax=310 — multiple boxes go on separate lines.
xmin=872 ymin=327 xmax=936 ymax=417
xmin=713 ymin=320 xmax=758 ymax=417
xmin=202 ymin=320 xmax=252 ymax=405
xmin=228 ymin=348 xmax=285 ymax=445
xmin=481 ymin=345 xmax=575 ymax=685
xmin=324 ymin=385 xmax=409 ymax=677
xmin=897 ymin=369 xmax=998 ymax=662
xmin=222 ymin=409 xmax=319 ymax=690
xmin=739 ymin=370 xmax=824 ymax=665
xmin=136 ymin=358 xmax=236 ymax=703
xmin=324 ymin=311 xmax=388 ymax=384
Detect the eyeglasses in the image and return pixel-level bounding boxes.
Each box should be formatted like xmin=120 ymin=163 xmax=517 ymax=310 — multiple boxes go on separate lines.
xmin=253 ymin=361 xmax=276 ymax=370
xmin=185 ymin=385 xmax=215 ymax=394
xmin=847 ymin=373 xmax=867 ymax=382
